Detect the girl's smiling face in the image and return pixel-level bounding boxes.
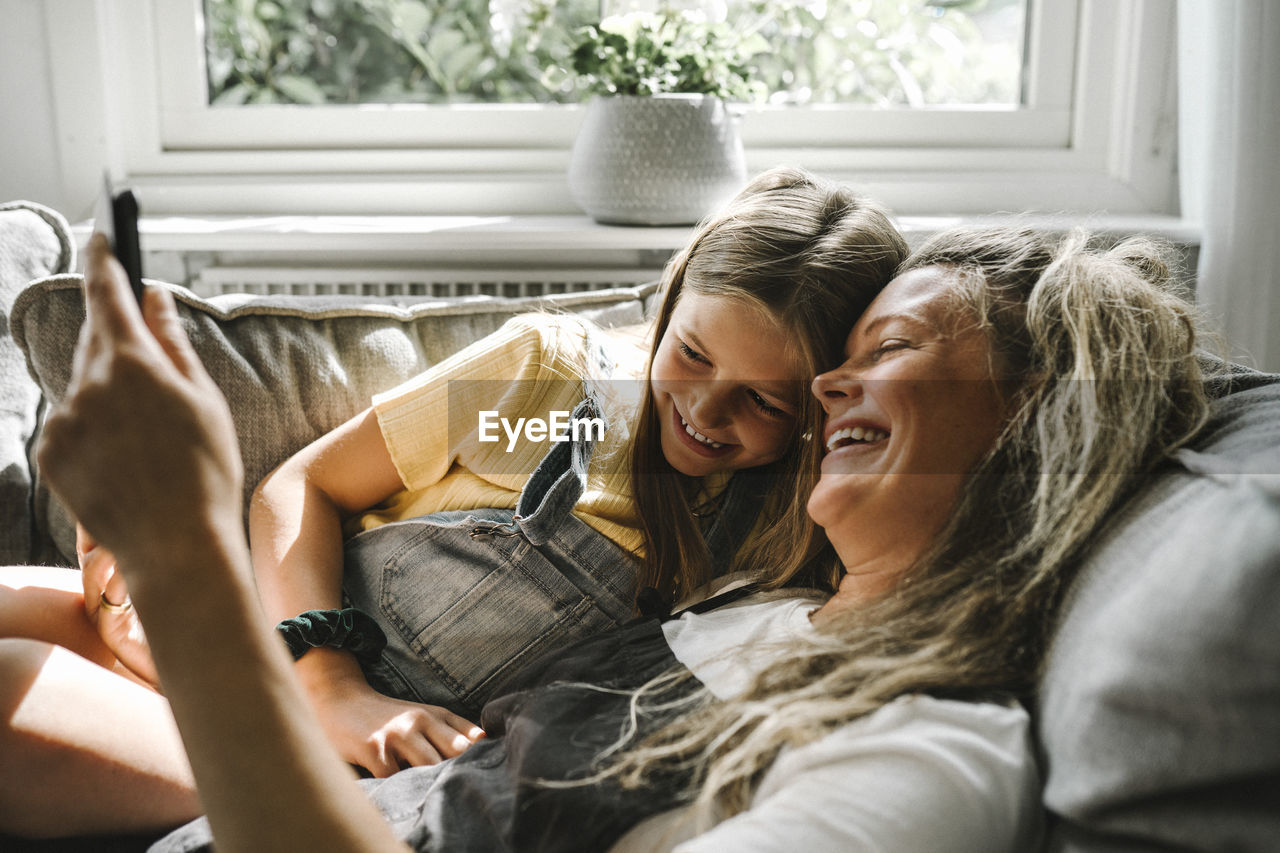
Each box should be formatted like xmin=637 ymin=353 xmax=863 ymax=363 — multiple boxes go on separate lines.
xmin=649 ymin=291 xmax=807 ymax=478
xmin=807 ymin=266 xmax=1010 ymax=585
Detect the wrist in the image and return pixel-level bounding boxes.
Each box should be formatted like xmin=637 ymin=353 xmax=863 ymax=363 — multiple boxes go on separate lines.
xmin=120 ymin=523 xmax=252 ymax=619
xmin=113 ymin=510 xmax=248 ymax=591
xmin=294 ymin=647 xmax=372 ymax=702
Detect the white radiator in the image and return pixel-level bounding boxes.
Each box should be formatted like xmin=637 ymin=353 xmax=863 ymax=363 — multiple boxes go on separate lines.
xmin=191 ymin=266 xmax=661 ymax=299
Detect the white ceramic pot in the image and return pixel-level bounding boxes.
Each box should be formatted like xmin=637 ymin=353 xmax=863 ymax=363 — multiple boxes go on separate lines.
xmin=567 ymin=94 xmax=747 ymax=226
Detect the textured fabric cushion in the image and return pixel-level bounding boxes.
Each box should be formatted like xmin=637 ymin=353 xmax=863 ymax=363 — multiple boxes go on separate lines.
xmin=1038 ymin=376 xmax=1280 ymax=851
xmin=0 ymin=202 xmax=75 ymax=565
xmin=11 ymin=274 xmax=656 ymax=566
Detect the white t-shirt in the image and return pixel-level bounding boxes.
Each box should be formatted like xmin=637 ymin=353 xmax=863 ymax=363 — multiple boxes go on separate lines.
xmin=608 ymin=592 xmax=1043 ymax=853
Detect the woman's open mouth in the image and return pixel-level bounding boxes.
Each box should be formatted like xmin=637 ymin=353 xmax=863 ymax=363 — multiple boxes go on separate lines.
xmin=824 ymin=425 xmax=889 ymax=453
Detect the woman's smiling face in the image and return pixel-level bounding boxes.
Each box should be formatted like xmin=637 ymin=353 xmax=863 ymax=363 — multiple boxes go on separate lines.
xmin=649 ymin=290 xmax=806 ymax=478
xmin=807 ymin=265 xmax=1010 ymax=584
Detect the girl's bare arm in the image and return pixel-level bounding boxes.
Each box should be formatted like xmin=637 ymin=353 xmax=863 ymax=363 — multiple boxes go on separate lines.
xmin=249 ymin=408 xmax=402 ymax=626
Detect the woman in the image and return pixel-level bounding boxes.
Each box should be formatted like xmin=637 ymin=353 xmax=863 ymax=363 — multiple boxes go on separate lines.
xmin=18 ymin=223 xmax=1210 ymax=850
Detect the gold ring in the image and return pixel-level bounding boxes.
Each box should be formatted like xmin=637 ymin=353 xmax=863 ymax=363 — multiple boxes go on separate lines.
xmin=99 ymin=589 xmax=133 ymax=614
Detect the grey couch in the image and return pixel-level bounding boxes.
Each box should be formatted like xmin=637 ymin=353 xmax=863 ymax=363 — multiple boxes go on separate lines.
xmin=2 ymin=201 xmax=1278 ymax=851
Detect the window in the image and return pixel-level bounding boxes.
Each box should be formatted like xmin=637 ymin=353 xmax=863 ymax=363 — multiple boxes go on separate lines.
xmin=167 ymin=0 xmax=1057 ymax=150
xmin=200 ymin=0 xmax=1026 ymax=108
xmin=60 ymin=0 xmax=1177 ymax=216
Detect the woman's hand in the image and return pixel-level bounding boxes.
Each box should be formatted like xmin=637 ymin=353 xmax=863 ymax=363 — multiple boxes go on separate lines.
xmin=299 ymin=649 xmax=485 ymax=777
xmin=76 ymin=522 xmax=161 ymax=689
xmin=38 ymin=234 xmax=413 ymax=853
xmin=38 ymin=236 xmax=245 ymax=578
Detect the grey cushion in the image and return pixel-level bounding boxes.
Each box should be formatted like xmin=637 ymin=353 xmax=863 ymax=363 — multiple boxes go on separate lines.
xmin=1038 ymin=377 xmax=1280 ymax=851
xmin=0 ymin=202 xmax=74 ymax=565
xmin=11 ymin=274 xmax=656 ymax=565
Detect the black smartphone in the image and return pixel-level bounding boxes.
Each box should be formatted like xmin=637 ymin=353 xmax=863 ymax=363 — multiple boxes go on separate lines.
xmin=93 ymin=173 xmax=144 ymax=304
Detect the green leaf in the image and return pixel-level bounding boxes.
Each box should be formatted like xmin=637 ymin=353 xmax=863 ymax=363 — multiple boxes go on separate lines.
xmin=212 ymin=82 xmax=253 ymax=106
xmin=393 ymin=0 xmax=431 ymax=38
xmin=440 ymin=42 xmax=486 ymax=83
xmin=426 ymin=27 xmax=467 ymax=60
xmin=275 ymin=74 xmax=328 ymax=103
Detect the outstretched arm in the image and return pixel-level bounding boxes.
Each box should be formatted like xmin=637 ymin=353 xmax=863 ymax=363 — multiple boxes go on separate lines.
xmin=37 ymin=234 xmax=409 ymax=853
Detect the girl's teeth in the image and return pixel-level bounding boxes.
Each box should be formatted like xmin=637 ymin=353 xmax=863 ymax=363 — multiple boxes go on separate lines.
xmin=680 ymin=416 xmax=723 ymax=448
xmin=825 ymin=426 xmax=888 ymax=453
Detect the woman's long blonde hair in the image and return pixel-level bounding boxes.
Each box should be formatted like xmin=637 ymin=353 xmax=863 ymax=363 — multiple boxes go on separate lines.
xmin=611 ymin=226 xmax=1215 ymax=817
xmin=630 ymin=166 xmax=908 ymax=605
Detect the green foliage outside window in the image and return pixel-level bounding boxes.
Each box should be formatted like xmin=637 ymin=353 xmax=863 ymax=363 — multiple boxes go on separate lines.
xmin=203 ymin=0 xmax=1022 ymax=107
xmin=568 ymin=11 xmax=769 ymax=100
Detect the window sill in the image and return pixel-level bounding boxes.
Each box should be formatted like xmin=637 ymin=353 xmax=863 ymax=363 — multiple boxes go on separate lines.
xmin=71 ymin=212 xmax=1201 ymax=255
xmin=68 ymin=212 xmax=1201 ymax=294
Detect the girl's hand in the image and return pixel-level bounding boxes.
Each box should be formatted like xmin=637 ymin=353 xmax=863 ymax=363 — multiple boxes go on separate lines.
xmin=302 ymin=655 xmax=484 ymax=777
xmin=76 ymin=522 xmax=161 ymax=689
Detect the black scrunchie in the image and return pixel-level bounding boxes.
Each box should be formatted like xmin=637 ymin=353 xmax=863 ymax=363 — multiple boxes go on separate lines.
xmin=275 ymin=608 xmax=388 ymax=665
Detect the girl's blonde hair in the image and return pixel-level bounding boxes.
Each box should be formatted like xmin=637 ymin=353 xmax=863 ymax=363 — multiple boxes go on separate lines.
xmin=630 ymin=166 xmax=908 ymax=604
xmin=612 ymin=226 xmax=1214 ymax=818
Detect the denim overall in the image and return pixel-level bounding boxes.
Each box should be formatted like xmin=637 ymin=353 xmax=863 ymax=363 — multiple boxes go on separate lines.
xmin=340 ymin=352 xmax=772 ymax=721
xmin=151 ymin=587 xmax=763 ymax=853
xmin=340 ymin=393 xmax=639 ymax=721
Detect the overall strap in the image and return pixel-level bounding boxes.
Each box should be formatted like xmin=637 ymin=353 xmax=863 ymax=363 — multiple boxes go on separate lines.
xmin=512 ymin=396 xmax=601 ymax=545
xmin=638 ymin=581 xmax=762 ymax=621
xmin=513 ymin=324 xmax=616 ymax=546
xmin=701 ymin=468 xmax=772 ymax=578
xmin=677 ymin=582 xmax=762 ymax=616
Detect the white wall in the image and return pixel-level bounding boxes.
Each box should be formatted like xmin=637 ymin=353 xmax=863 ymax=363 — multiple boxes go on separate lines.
xmin=0 ymin=0 xmax=73 ymax=216
xmin=1177 ymin=0 xmax=1280 ymax=372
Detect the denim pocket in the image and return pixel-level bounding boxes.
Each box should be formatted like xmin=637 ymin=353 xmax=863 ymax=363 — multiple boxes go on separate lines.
xmin=344 ymin=510 xmax=634 ymax=717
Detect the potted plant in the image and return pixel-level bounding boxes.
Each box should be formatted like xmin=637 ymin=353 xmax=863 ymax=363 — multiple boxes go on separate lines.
xmin=566 ymin=10 xmax=768 ymax=226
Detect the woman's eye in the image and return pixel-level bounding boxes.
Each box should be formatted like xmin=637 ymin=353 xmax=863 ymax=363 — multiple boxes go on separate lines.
xmin=748 ymin=390 xmax=788 ymax=419
xmin=870 ymin=340 xmax=911 ymax=363
xmin=678 ymin=341 xmax=709 ymax=364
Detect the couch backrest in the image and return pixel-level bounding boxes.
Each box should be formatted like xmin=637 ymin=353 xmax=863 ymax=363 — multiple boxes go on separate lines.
xmin=11 ymin=273 xmax=658 ymax=566
xmin=1037 ymin=368 xmax=1280 ymax=850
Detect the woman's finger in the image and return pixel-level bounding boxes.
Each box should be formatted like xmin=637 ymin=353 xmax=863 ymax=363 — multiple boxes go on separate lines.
xmin=76 ymin=522 xmax=127 ymax=605
xmin=74 ymin=522 xmax=101 ymax=569
xmin=75 ymin=521 xmax=98 ymax=555
xmin=78 ymin=544 xmax=115 ymax=614
xmin=100 ymin=563 xmax=132 ymax=612
xmin=83 ymin=233 xmax=146 ymax=344
xmin=79 ymin=545 xmax=133 ymax=632
xmin=142 ymin=285 xmax=204 ymax=380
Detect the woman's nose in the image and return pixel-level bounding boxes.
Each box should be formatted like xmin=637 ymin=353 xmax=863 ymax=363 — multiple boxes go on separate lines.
xmin=811 ymin=365 xmax=863 ymax=412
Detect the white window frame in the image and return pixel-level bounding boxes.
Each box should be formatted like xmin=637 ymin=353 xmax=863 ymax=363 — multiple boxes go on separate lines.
xmin=47 ymin=0 xmax=1178 ymax=218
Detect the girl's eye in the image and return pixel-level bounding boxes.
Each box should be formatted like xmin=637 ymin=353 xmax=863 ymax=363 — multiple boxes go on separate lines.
xmin=678 ymin=341 xmax=710 ymax=364
xmin=748 ymin=389 xmax=788 ymax=419
xmin=870 ymin=340 xmax=911 ymax=363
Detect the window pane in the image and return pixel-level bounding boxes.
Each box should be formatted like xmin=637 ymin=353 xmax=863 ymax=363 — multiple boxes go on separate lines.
xmin=202 ymin=0 xmax=1025 ymax=107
